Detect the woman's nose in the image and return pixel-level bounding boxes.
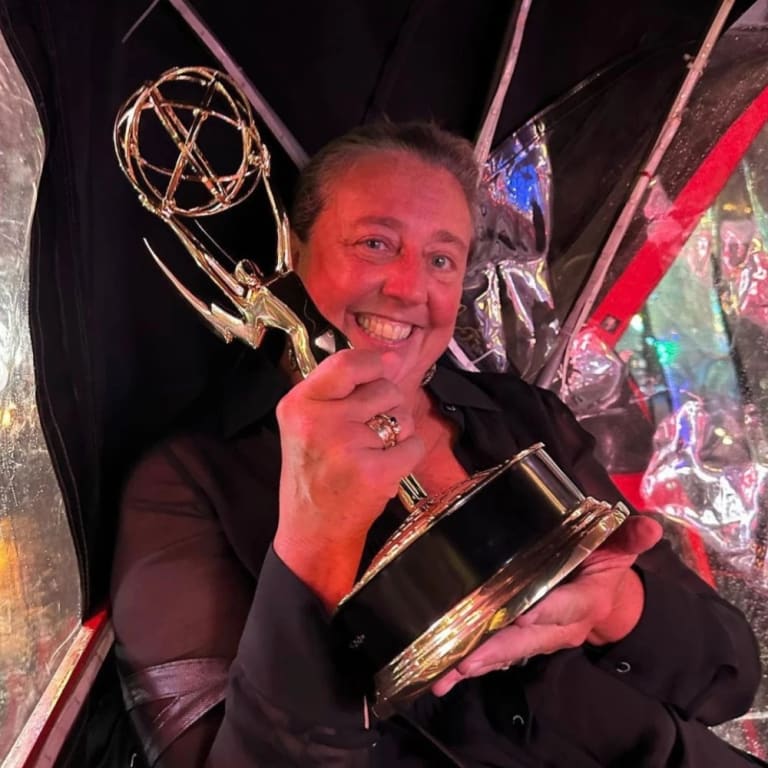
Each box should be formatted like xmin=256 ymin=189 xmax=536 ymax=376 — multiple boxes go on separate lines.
xmin=380 ymin=252 xmax=428 ymax=304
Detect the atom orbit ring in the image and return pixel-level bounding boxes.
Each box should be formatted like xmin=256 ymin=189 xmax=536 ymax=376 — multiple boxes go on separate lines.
xmin=366 ymin=413 xmax=401 ymax=450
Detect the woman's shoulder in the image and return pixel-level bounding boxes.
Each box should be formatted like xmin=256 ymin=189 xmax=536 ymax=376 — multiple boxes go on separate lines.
xmin=437 ymin=361 xmax=572 ymax=420
xmin=124 ymin=347 xmax=288 ymax=497
xmin=124 ymin=428 xmax=259 ymax=499
xmin=119 ymin=426 xmax=282 ymax=572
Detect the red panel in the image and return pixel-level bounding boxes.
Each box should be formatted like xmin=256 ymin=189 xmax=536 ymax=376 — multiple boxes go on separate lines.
xmin=609 ymin=471 xmax=645 ymax=510
xmin=591 ymin=82 xmax=768 ymax=346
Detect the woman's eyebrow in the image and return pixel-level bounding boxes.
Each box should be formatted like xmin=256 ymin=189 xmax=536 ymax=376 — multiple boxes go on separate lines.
xmin=353 ymin=215 xmax=402 ymax=229
xmin=432 ymin=229 xmax=468 ymax=251
xmin=352 ymin=216 xmax=468 ymax=251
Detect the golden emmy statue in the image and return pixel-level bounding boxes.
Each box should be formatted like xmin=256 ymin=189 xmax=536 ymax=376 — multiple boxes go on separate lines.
xmin=114 ymin=66 xmax=629 ymax=715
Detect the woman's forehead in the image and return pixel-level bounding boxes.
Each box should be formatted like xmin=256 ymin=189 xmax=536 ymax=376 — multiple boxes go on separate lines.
xmin=334 ymin=148 xmax=454 ymax=185
xmin=322 ymin=150 xmax=471 ymax=213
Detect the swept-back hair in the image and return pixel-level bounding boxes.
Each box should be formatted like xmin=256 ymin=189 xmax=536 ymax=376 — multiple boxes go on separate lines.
xmin=291 ymin=121 xmax=480 ymax=241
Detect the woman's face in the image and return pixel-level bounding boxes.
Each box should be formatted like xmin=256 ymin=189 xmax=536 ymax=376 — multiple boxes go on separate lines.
xmin=295 ymin=150 xmax=473 ymax=390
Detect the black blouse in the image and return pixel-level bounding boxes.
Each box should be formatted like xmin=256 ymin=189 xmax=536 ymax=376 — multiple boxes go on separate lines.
xmin=111 ymin=362 xmax=762 ymax=767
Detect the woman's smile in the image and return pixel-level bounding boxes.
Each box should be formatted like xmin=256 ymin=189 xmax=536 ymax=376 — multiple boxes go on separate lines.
xmin=355 ymin=312 xmax=415 ymax=343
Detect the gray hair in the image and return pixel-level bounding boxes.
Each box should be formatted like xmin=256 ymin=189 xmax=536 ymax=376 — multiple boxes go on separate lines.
xmin=290 ymin=121 xmax=480 ymax=242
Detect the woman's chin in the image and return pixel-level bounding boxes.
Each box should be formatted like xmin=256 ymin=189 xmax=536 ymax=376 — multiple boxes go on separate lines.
xmin=343 ymin=326 xmax=433 ymax=389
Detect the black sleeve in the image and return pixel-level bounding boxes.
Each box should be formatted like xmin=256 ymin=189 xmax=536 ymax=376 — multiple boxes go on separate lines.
xmin=112 ymin=441 xmax=254 ymax=767
xmin=592 ymin=538 xmax=762 ymax=725
xmin=539 ymin=388 xmax=762 ymax=725
xmin=112 ymin=439 xmax=380 ymax=768
xmin=208 ymin=548 xmax=377 ymax=767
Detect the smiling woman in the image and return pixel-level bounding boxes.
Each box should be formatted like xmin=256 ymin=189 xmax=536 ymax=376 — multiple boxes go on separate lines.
xmin=292 ymin=149 xmax=472 ymax=394
xmin=110 ymin=122 xmax=764 ymax=768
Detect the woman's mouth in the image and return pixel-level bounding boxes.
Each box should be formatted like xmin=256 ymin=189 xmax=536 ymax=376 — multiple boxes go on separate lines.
xmin=355 ymin=313 xmax=414 ymax=342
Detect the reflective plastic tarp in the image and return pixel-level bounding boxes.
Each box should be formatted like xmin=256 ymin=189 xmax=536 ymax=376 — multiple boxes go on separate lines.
xmin=456 ymin=121 xmax=558 ymax=377
xmin=458 ymin=21 xmax=768 ymax=758
xmin=577 ymin=112 xmax=768 ymax=585
xmin=0 ymin=28 xmax=81 ymax=763
xmin=611 ymin=140 xmax=768 ymax=754
xmin=560 ymin=45 xmax=768 ymax=759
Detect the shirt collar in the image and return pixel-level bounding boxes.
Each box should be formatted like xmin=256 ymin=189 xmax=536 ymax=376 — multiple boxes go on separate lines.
xmin=426 ymin=360 xmax=502 ymax=412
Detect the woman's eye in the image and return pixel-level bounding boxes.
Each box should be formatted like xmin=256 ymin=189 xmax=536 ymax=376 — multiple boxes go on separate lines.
xmin=361 ymin=238 xmax=388 ymax=251
xmin=431 ymin=253 xmax=454 ymax=270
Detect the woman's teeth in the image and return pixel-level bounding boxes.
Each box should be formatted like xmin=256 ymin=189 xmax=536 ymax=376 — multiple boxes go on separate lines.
xmin=356 ymin=314 xmax=413 ymax=341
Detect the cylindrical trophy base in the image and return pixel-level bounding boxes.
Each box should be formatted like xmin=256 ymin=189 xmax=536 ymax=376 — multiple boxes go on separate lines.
xmin=332 ymin=444 xmax=631 ymax=716
xmin=372 ymin=497 xmax=628 ymax=716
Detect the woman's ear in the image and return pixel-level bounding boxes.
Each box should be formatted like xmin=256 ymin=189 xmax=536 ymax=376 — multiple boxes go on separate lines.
xmin=289 ymin=230 xmax=304 ymax=273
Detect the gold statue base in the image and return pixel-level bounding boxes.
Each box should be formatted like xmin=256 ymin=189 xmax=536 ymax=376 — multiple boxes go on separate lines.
xmin=373 ymin=496 xmax=628 ymax=715
xmin=331 ymin=444 xmax=630 ymax=717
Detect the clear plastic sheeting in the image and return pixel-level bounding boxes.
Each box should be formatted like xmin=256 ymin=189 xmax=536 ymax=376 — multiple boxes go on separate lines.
xmin=615 ymin=145 xmax=768 ymax=583
xmin=0 ymin=29 xmax=81 ymax=763
xmin=560 ymin=327 xmax=626 ymax=416
xmin=642 ymin=395 xmax=766 ymax=558
xmin=562 ymin=118 xmax=768 ymax=757
xmin=454 ymin=121 xmax=559 ymax=377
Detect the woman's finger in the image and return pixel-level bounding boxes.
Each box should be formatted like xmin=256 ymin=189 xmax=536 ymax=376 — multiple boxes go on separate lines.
xmin=581 ymin=515 xmax=663 ymax=572
xmin=341 ymin=378 xmax=404 ymax=422
xmin=514 ymin=581 xmax=595 ymax=628
xmin=300 ymin=348 xmax=393 ymax=401
xmin=432 ymin=668 xmax=464 ymax=697
xmin=432 ymin=621 xmax=590 ymax=697
xmin=603 ymin=514 xmax=662 ymax=554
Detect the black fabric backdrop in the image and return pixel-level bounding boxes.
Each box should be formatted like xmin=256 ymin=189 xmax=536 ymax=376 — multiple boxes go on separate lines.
xmin=0 ymin=0 xmax=755 ymax=614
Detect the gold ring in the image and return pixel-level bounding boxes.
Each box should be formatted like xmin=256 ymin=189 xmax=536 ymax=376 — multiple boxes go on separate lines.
xmin=366 ymin=413 xmax=401 ymax=450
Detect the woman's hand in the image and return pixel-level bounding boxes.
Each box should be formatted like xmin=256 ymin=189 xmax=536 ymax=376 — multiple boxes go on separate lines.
xmin=274 ymin=348 xmax=425 ymax=609
xmin=432 ymin=514 xmax=663 ymax=696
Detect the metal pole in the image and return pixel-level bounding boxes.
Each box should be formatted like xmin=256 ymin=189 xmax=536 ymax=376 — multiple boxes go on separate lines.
xmin=536 ymin=0 xmax=737 ymax=390
xmin=450 ymin=0 xmax=533 ymax=372
xmin=165 ymin=0 xmax=310 ymax=169
xmin=474 ymin=0 xmax=532 ymax=165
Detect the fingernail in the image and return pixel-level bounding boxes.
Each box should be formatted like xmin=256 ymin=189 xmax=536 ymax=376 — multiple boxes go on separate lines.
xmin=437 ymin=681 xmax=455 ymax=696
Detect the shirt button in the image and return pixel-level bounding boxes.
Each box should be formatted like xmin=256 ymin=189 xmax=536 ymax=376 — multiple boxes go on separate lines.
xmin=615 ymin=661 xmax=632 ymax=674
xmin=444 ymin=404 xmax=457 ymax=412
